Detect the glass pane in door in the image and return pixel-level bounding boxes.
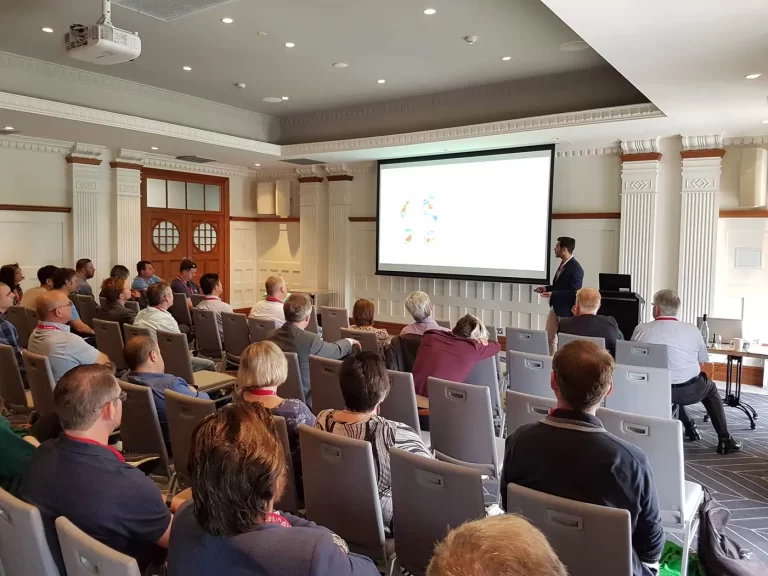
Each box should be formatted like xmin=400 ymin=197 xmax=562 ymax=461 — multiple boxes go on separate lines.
xmin=187 ymin=183 xmax=205 ymax=210
xmin=146 ymin=179 xmax=166 ymax=208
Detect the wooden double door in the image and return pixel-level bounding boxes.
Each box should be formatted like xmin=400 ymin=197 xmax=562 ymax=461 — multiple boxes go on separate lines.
xmin=140 ymin=168 xmax=230 ymax=300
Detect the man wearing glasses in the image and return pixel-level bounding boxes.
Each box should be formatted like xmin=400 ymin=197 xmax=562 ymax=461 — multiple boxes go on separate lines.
xmin=20 ymin=365 xmax=177 ymax=575
xmin=27 ymin=290 xmax=111 ymax=381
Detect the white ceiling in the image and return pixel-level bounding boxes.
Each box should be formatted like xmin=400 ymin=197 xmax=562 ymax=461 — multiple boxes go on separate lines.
xmin=0 ymin=0 xmax=611 ymax=115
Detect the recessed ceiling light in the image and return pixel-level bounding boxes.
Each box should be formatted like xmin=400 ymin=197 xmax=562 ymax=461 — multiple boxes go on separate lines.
xmin=501 ymin=56 xmax=512 ymax=61
xmin=761 ymin=120 xmax=768 ymax=124
xmin=151 ymin=146 xmax=159 ymax=150
xmin=333 ymin=62 xmax=348 ymax=68
xmin=746 ymin=73 xmax=762 ymax=80
xmin=377 ymin=79 xmax=386 ymax=84
xmin=559 ymin=40 xmax=590 ymax=52
xmin=42 ymin=27 xmax=54 ymax=33
xmin=285 ymin=42 xmax=295 ymax=48
xmin=262 ymin=96 xmax=283 ymax=103
xmin=4 ymin=126 xmax=14 ymax=130
xmin=182 ymin=66 xmax=192 ymax=71
xmin=254 ymin=163 xmax=261 ymax=167
xmin=281 ymin=96 xmax=289 ymax=100
xmin=423 ymin=8 xmax=436 ymax=15
xmin=221 ymin=17 xmax=233 ymax=24
xmin=256 ymin=31 xmax=267 ymax=36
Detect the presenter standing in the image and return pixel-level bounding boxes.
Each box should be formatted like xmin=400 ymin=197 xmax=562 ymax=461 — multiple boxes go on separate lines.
xmin=535 ymin=237 xmax=584 ymax=355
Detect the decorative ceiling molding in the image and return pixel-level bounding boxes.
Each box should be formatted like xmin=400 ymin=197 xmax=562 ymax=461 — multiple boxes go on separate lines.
xmin=142 ymin=153 xmax=260 ymax=178
xmin=295 ymin=165 xmax=328 ymax=179
xmin=681 ymin=134 xmax=723 ymax=150
xmin=723 ymin=136 xmax=768 ymax=146
xmin=115 ymin=149 xmax=146 ymax=165
xmin=325 ymin=163 xmax=352 ymax=177
xmin=0 ymin=91 xmax=281 ymax=155
xmin=620 ymin=137 xmax=660 ymax=155
xmin=69 ymin=143 xmax=106 ymax=160
xmin=254 ymin=161 xmax=376 ymax=180
xmin=555 ymin=146 xmax=621 ymax=158
xmin=0 ymin=134 xmax=73 ymax=155
xmin=281 ymin=103 xmax=662 ymax=156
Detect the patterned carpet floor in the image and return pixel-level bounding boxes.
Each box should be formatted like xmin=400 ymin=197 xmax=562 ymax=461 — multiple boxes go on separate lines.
xmin=680 ymin=389 xmax=768 ymax=564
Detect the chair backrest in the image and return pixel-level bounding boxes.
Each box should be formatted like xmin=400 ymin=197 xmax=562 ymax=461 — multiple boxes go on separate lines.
xmin=22 ymin=350 xmax=56 ymax=415
xmin=190 ymin=294 xmax=205 ymax=307
xmin=320 ymin=306 xmax=349 ymax=342
xmin=124 ymin=301 xmax=140 ymax=314
xmin=117 ymin=380 xmax=171 ymax=477
xmin=156 ymin=330 xmax=194 ymax=385
xmin=505 ymin=390 xmax=557 ymax=435
xmin=505 ymin=327 xmax=549 ymax=356
xmin=435 ymin=319 xmax=451 ymax=329
xmin=191 ymin=308 xmax=223 ymax=360
xmin=221 ymin=312 xmax=251 ymax=363
xmin=99 ymin=296 xmax=107 ymax=307
xmin=308 ymin=356 xmax=345 ymax=413
xmin=299 ymin=425 xmax=387 ymax=562
xmin=280 ymin=352 xmax=306 ymax=404
xmin=273 ymin=415 xmax=299 ymax=514
xmin=605 ymin=364 xmax=672 ymax=419
xmin=557 ymin=332 xmax=606 ymax=349
xmin=390 ymin=448 xmax=485 ymax=575
xmin=340 ymin=327 xmax=379 ymax=354
xmin=464 ymin=355 xmax=501 ymax=418
xmin=614 ymin=340 xmax=669 ymax=369
xmin=25 ymin=307 xmax=40 ymax=334
xmin=506 ymin=484 xmax=633 ymax=576
xmin=170 ymin=293 xmax=192 ymax=327
xmin=506 ymin=350 xmax=555 ymax=399
xmin=164 ymin=389 xmax=216 ymax=481
xmin=248 ymin=317 xmax=278 ymax=343
xmin=123 ymin=323 xmax=151 ymax=343
xmin=93 ymin=319 xmax=128 ymax=372
xmin=56 ymin=516 xmax=140 ymax=576
xmin=0 ymin=487 xmax=61 ymax=576
xmin=428 ymin=377 xmax=497 ymax=476
xmin=306 ymin=305 xmax=319 ymax=334
xmin=379 ymin=369 xmax=421 ymax=434
xmin=0 ymin=344 xmax=30 ymax=412
xmin=74 ymin=295 xmax=98 ymax=329
xmin=597 ymin=407 xmax=685 ymax=521
xmin=5 ymin=306 xmax=29 ymax=349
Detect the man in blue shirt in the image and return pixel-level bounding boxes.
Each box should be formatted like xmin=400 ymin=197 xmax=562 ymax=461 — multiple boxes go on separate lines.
xmin=132 ymin=260 xmax=162 ymax=293
xmin=0 ymin=281 xmax=25 ymax=383
xmin=501 ymin=340 xmax=664 ymax=576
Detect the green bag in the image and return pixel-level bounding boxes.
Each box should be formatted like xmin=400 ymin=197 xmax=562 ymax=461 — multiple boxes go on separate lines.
xmin=660 ymin=541 xmax=706 ymax=576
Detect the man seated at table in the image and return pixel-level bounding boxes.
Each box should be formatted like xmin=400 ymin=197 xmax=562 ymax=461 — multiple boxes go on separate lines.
xmin=249 ymin=275 xmax=288 ymax=327
xmin=501 ymin=340 xmax=665 ymax=576
xmin=631 ymin=289 xmax=741 ymax=454
xmin=267 ymin=293 xmax=359 ymax=406
xmin=558 ymin=287 xmax=623 ymax=357
xmin=20 ymin=365 xmax=175 ymax=574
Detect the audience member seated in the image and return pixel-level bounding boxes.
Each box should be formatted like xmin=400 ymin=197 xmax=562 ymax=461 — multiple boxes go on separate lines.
xmin=631 ymin=289 xmax=742 ymax=454
xmin=249 ymin=275 xmax=288 ymax=326
xmin=20 ymin=265 xmax=58 ymax=310
xmin=427 ymin=515 xmax=567 ymax=576
xmin=196 ymin=272 xmax=233 ymax=341
xmin=96 ymin=277 xmax=136 ymax=330
xmin=401 ymin=290 xmax=450 ymax=336
xmin=500 ymin=340 xmax=664 ymax=576
xmin=167 ymin=402 xmax=378 ymax=576
xmin=558 ymin=287 xmax=623 ymax=356
xmin=0 ymin=281 xmax=26 ymax=383
xmin=0 ymin=263 xmax=24 ymax=305
xmin=315 ymin=352 xmax=432 ymax=533
xmin=171 ymin=259 xmax=200 ymax=309
xmin=20 ymin=365 xmax=174 ymax=574
xmin=108 ymin=264 xmax=142 ymax=301
xmin=125 ymin=336 xmax=209 ymax=450
xmin=74 ymin=258 xmax=96 ymax=296
xmin=267 ymin=293 xmax=359 ymax=406
xmin=133 ymin=282 xmax=216 ymax=372
xmin=28 ymin=291 xmax=111 ymax=381
xmin=237 ymin=341 xmax=315 ymax=497
xmin=0 ymin=398 xmax=37 ymax=497
xmin=52 ymin=267 xmax=95 ymax=336
xmin=411 ymin=314 xmax=501 ymax=396
xmin=349 ymin=298 xmax=392 ymax=358
xmin=132 ymin=260 xmax=162 ymax=293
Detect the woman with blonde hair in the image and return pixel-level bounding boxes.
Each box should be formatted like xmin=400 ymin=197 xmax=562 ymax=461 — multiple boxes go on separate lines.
xmin=236 ymin=341 xmax=315 ymax=496
xmin=349 ymin=298 xmax=391 ymax=358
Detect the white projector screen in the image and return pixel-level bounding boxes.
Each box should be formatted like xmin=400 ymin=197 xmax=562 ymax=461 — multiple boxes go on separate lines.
xmin=376 ymin=145 xmax=555 ymax=283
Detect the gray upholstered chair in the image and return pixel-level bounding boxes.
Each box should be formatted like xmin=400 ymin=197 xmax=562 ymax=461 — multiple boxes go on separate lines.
xmin=320 ymin=306 xmax=349 ymax=342
xmin=0 ymin=343 xmax=32 ymax=414
xmin=605 ymin=364 xmax=672 ymax=419
xmin=164 ymin=389 xmax=216 ymax=488
xmin=506 ymin=350 xmax=554 ymax=399
xmin=0 ymin=487 xmax=61 ymax=576
xmin=557 ymin=332 xmax=605 ymax=349
xmin=118 ymin=380 xmax=171 ymax=478
xmin=379 ymin=369 xmax=421 ymax=435
xmin=281 ymin=352 xmax=306 ymax=404
xmin=5 ymin=306 xmax=30 ymax=349
xmin=248 ymin=317 xmax=278 ymax=343
xmin=93 ymin=319 xmax=128 ymax=373
xmin=221 ymin=312 xmax=251 ymax=366
xmin=56 ymin=516 xmax=141 ymax=576
xmin=308 ymin=356 xmax=345 ymax=413
xmin=505 ymin=327 xmax=549 ymax=356
xmin=22 ymin=349 xmax=56 ymax=415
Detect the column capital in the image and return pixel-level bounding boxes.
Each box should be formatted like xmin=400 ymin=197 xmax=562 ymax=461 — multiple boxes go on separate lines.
xmin=296 ymin=165 xmax=327 ymax=182
xmin=110 ymin=148 xmax=145 ymax=170
xmin=620 ymin=138 xmax=661 ymax=161
xmin=681 ymin=134 xmax=723 ymax=153
xmin=67 ymin=143 xmax=105 ymax=165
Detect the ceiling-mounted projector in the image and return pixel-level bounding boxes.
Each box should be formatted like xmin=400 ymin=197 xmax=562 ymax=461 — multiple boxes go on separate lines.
xmin=65 ymin=0 xmax=141 ymax=65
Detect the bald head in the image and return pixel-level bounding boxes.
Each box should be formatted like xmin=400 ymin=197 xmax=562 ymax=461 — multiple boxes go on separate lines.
xmin=575 ymin=287 xmax=601 ymax=315
xmin=265 ymin=275 xmax=287 ymax=299
xmin=37 ymin=290 xmax=72 ymax=324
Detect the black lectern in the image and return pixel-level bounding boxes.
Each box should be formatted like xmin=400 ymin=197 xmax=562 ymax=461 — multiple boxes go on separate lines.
xmin=598 ymin=291 xmax=645 ymax=340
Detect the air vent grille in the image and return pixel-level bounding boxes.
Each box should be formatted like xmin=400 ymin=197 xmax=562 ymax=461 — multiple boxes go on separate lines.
xmin=280 ymin=158 xmax=326 ymax=165
xmin=176 ymin=155 xmax=216 ymax=164
xmin=0 ymin=128 xmax=21 ymax=136
xmin=113 ymin=0 xmax=234 ymax=22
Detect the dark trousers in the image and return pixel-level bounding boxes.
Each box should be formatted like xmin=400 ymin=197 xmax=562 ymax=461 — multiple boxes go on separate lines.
xmin=673 ymin=372 xmax=728 ymax=437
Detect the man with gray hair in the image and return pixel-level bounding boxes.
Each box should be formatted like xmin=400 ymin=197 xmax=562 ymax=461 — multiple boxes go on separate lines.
xmin=632 ymin=289 xmax=741 ymax=454
xmin=401 ymin=291 xmax=450 ymax=336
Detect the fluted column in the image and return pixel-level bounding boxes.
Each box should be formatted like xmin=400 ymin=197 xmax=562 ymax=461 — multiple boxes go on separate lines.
xmin=297 ymin=166 xmax=329 ymax=289
xmin=619 ymin=138 xmax=661 ymax=316
xmin=111 ymin=149 xmax=144 ymax=272
xmin=677 ymin=135 xmax=724 ymax=323
xmin=327 ymin=167 xmax=354 ymax=309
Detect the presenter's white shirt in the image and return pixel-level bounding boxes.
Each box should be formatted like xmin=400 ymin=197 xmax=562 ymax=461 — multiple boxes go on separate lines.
xmin=196 ymin=296 xmax=233 ymax=339
xmin=249 ymin=299 xmax=286 ymax=327
xmin=630 ymin=318 xmax=709 ymax=384
xmin=133 ymin=306 xmax=180 ymax=339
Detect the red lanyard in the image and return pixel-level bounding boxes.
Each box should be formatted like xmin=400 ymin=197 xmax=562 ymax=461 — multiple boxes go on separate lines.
xmin=37 ymin=324 xmax=64 ymax=331
xmin=265 ymin=512 xmax=291 ymax=527
xmin=266 ymin=296 xmax=283 ymax=304
xmin=203 ymin=296 xmax=218 ymax=301
xmin=656 ymin=317 xmax=678 ymax=321
xmin=247 ymin=389 xmax=276 ymax=396
xmin=64 ymin=433 xmax=126 ymax=462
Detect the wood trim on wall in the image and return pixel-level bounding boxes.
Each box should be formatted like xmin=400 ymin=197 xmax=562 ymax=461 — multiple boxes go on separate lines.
xmin=0 ymin=204 xmax=71 ymax=213
xmin=712 ymin=362 xmax=763 ymax=387
xmin=110 ymin=161 xmax=143 ymax=170
xmin=680 ymin=149 xmax=726 ymax=159
xmin=66 ymin=157 xmax=102 ymax=165
xmin=230 ymin=216 xmax=300 ymax=223
xmin=619 ymin=152 xmax=662 ymax=162
xmin=349 ymin=213 xmax=621 ymax=223
xmin=719 ymin=209 xmax=768 ymax=218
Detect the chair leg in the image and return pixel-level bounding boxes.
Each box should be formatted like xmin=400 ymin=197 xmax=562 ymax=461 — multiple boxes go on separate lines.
xmin=387 ymin=554 xmax=399 ymax=576
xmin=680 ymin=523 xmax=691 ymax=576
xmin=167 ymin=472 xmax=178 ymax=498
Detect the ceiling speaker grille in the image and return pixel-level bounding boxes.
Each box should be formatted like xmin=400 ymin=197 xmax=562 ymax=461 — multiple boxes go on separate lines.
xmin=113 ymin=0 xmax=236 ymax=22
xmin=176 ymin=155 xmax=215 ymax=164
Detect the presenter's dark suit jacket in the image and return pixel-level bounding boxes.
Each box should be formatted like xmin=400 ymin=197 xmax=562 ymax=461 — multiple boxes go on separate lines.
xmin=545 ymin=258 xmax=584 ymax=318
xmin=558 ymin=314 xmax=623 ymax=357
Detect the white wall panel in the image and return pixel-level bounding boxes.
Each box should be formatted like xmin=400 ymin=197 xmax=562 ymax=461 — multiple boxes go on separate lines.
xmin=230 ymin=221 xmax=258 ymax=309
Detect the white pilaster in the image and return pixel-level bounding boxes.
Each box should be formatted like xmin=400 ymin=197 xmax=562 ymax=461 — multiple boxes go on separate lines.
xmin=677 ymin=135 xmax=724 ymax=323
xmin=619 ymin=138 xmax=661 ymax=316
xmin=297 ymin=166 xmax=329 ymax=290
xmin=327 ymin=165 xmax=354 ymax=309
xmin=112 ymin=149 xmax=144 ymax=273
